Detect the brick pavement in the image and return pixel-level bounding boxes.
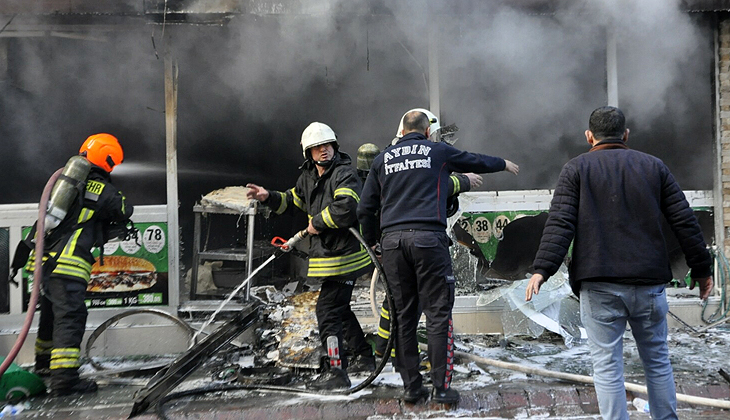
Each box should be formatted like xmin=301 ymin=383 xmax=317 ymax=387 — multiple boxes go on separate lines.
xmin=16 ymin=376 xmax=730 ymax=419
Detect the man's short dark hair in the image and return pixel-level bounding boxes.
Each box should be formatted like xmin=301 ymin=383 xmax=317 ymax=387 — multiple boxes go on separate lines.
xmin=402 ymin=111 xmax=430 ymax=134
xmin=589 ymin=106 xmax=626 ymax=139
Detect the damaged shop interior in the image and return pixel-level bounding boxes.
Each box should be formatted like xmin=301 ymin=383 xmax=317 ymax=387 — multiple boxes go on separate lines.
xmin=0 ymin=0 xmax=729 ymax=417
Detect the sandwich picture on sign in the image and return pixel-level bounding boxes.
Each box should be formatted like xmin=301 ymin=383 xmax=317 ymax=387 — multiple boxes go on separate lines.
xmin=88 ymin=255 xmax=157 ymax=293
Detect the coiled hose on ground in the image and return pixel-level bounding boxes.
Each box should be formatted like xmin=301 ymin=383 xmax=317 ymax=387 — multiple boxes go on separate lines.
xmin=155 ymin=227 xmax=396 ymax=420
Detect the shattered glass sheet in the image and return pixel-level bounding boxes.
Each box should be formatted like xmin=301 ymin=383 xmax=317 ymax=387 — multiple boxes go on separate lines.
xmin=477 ymin=265 xmax=585 ymax=348
xmin=448 ymin=222 xmax=511 ymax=295
xmin=448 ymin=207 xmax=541 ymax=295
xmin=450 ymin=240 xmax=481 ymax=295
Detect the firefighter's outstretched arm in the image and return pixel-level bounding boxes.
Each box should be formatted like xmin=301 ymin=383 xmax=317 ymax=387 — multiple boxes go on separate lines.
xmin=247 ymin=182 xmax=306 ymax=217
xmin=246 ymin=183 xmax=269 ymax=202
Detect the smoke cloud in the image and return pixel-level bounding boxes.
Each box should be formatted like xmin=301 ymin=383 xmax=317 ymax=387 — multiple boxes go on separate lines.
xmin=0 ymin=0 xmax=716 ymax=265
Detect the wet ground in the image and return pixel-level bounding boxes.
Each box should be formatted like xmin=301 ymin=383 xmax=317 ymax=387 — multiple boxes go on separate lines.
xmin=8 ymin=270 xmax=730 ymax=419
xmin=10 ymin=325 xmax=730 ymax=419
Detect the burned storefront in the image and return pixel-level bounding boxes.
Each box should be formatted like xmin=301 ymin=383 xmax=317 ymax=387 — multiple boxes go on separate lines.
xmin=0 ymin=0 xmax=729 ymax=417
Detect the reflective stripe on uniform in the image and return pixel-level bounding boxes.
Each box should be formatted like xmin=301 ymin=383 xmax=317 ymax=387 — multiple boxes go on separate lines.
xmin=377 ymin=326 xmax=390 ymax=339
xmin=61 ymin=229 xmax=82 ymax=257
xmin=321 ymin=207 xmax=337 ymax=229
xmin=274 ymin=191 xmax=288 ymax=214
xmin=379 ymin=306 xmax=390 ymax=320
xmin=50 ymin=348 xmax=80 ymax=369
xmin=450 ymin=175 xmax=460 ymax=194
xmin=291 ymin=188 xmax=305 ymax=211
xmin=77 ymin=208 xmax=95 ymax=224
xmin=52 ymin=264 xmax=92 ymax=280
xmin=307 ymin=249 xmax=370 ymax=277
xmin=35 ymin=338 xmax=53 ymax=355
xmin=26 ymin=253 xmax=91 ymax=273
xmin=334 ymin=187 xmax=359 ymax=203
xmin=25 ymin=251 xmax=92 ymax=281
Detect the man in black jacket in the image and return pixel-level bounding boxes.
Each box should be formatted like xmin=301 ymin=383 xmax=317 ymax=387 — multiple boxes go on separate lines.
xmin=526 ymin=106 xmax=713 ymax=420
xmin=247 ymin=122 xmax=373 ymax=390
xmin=358 ymin=110 xmax=519 ymax=404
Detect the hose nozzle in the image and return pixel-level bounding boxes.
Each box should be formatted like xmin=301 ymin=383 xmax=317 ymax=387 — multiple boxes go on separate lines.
xmin=271 ymin=229 xmax=309 ymax=252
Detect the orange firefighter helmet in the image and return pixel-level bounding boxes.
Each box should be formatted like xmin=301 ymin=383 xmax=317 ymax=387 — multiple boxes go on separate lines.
xmin=79 ymin=133 xmax=124 ymax=173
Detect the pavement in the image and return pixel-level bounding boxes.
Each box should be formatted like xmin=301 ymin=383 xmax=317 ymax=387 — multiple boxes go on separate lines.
xmin=11 ymin=373 xmax=729 ymax=419
xmin=10 ymin=327 xmax=730 ymax=420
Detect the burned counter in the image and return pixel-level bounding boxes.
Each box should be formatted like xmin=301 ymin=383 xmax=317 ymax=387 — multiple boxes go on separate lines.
xmin=188 ymin=187 xmax=274 ymax=302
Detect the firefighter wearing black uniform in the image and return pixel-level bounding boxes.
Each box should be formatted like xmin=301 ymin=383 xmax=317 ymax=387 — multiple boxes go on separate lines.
xmin=358 ymin=131 xmax=483 ymax=359
xmin=247 ymin=122 xmax=373 ymax=390
xmin=26 ymin=133 xmax=133 ymax=397
xmin=358 ymin=110 xmax=519 ymax=404
xmin=371 ymin=173 xmax=476 ymax=357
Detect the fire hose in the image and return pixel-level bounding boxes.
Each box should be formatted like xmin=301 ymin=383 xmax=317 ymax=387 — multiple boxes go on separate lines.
xmin=269 ymin=227 xmax=395 ymax=394
xmin=82 ymin=308 xmax=196 ymax=377
xmin=443 ymin=345 xmax=730 ymax=410
xmin=0 ymin=168 xmax=63 ymax=378
xmin=155 ymin=227 xmax=396 ymax=420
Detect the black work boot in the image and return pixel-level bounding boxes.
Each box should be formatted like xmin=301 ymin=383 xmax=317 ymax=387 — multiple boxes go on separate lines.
xmin=348 ymin=354 xmax=376 ymax=373
xmin=49 ymin=368 xmax=98 ymax=397
xmin=307 ymin=367 xmax=351 ymax=390
xmin=49 ymin=378 xmax=98 ymax=397
xmin=432 ymin=387 xmax=460 ymax=404
xmin=34 ymin=355 xmax=51 ymax=378
xmin=402 ymin=386 xmax=430 ymax=403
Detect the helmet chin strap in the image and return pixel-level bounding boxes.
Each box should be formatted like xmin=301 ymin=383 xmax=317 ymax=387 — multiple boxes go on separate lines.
xmin=315 ymin=159 xmax=333 ymax=167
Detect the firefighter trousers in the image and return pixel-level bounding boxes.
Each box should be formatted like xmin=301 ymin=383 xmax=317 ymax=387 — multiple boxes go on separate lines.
xmin=36 ymin=275 xmax=88 ymax=377
xmin=381 ymin=230 xmax=456 ymax=392
xmin=315 ymin=276 xmax=371 ymax=370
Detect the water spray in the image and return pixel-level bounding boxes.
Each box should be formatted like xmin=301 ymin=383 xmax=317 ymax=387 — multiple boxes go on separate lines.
xmin=190 ymin=229 xmax=309 ymax=344
xmin=152 ymin=227 xmax=396 ymax=419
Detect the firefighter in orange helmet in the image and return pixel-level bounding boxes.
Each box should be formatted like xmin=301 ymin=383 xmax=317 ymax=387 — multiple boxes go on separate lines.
xmin=25 ymin=133 xmax=133 ymax=397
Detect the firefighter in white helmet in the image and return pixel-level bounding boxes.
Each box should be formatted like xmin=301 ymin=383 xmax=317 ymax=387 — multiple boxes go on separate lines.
xmin=394 ymin=107 xmax=441 ymax=143
xmin=247 ymin=122 xmax=374 ymax=390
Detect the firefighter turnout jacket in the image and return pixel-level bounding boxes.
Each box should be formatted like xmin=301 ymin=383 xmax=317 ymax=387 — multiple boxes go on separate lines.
xmin=26 ymin=167 xmax=134 ymax=283
xmin=263 ymin=151 xmax=371 ymax=278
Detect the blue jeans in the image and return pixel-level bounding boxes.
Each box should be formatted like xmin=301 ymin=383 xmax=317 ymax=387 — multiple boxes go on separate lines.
xmin=580 ymin=282 xmax=677 ymax=420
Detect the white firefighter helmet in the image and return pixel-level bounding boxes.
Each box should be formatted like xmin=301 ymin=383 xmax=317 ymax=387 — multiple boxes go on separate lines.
xmin=395 ymin=108 xmax=441 ymax=139
xmin=301 ymin=122 xmax=338 ymax=159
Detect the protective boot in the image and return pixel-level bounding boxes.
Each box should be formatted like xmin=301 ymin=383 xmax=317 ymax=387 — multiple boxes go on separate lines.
xmin=308 ymin=335 xmax=351 ymax=390
xmin=34 ymin=354 xmax=51 ymax=378
xmin=402 ymin=386 xmax=430 ymax=403
xmin=348 ymin=354 xmax=376 ymax=373
xmin=34 ymin=338 xmax=53 ymax=377
xmin=49 ymin=368 xmax=97 ymax=397
xmin=432 ymin=387 xmax=460 ymax=404
xmin=307 ymin=367 xmax=351 ymax=390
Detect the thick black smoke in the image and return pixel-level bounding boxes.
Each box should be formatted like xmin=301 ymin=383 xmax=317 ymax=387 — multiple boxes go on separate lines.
xmin=0 ymin=0 xmax=716 ymax=267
